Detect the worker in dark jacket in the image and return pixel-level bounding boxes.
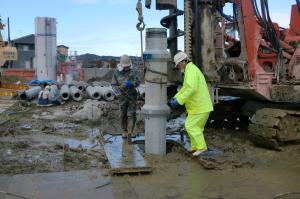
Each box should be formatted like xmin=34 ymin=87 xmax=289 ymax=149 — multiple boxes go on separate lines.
xmin=170 ymin=52 xmax=213 ymax=156
xmin=111 ymin=54 xmax=140 ymax=142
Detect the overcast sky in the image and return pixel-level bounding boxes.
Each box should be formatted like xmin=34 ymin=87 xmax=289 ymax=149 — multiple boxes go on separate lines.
xmin=1 ymin=0 xmax=297 ymax=56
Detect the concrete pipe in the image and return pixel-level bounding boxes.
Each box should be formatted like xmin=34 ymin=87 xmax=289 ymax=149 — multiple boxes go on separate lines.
xmin=95 ymin=86 xmax=115 ymax=101
xmin=92 ymin=81 xmax=110 ymax=87
xmin=142 ymin=28 xmax=171 ymax=155
xmin=49 ymin=84 xmax=59 ymax=102
xmin=86 ymin=86 xmax=102 ymax=100
xmin=19 ymin=86 xmax=43 ymax=101
xmin=78 ymin=81 xmax=89 ymax=91
xmin=60 ymin=84 xmax=70 ymax=101
xmin=70 ymin=85 xmax=83 ymax=101
xmin=70 ymin=80 xmax=85 ymax=91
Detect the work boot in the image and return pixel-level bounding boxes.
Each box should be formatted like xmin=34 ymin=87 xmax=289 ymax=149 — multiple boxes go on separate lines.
xmin=127 ymin=134 xmax=132 ymax=144
xmin=192 ymin=149 xmax=207 ymax=157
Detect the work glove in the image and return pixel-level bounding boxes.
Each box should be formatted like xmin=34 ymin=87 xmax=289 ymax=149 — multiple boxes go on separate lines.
xmin=123 ymin=80 xmax=133 ymax=89
xmin=114 ymin=88 xmax=121 ymax=96
xmin=169 ymin=98 xmax=179 ymax=107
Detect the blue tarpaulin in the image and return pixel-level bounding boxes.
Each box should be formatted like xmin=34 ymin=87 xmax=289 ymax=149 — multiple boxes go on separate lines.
xmin=29 ymin=80 xmax=56 ymax=86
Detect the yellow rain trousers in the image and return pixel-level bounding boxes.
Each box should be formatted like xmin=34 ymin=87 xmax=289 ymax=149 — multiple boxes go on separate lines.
xmin=185 ymin=112 xmax=210 ymax=150
xmin=175 ymin=62 xmax=213 ymax=150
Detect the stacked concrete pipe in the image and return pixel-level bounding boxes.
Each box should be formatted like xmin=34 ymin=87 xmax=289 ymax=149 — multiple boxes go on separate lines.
xmin=49 ymin=84 xmax=59 ymax=101
xmin=86 ymin=86 xmax=102 ymax=100
xmin=69 ymin=85 xmax=83 ymax=101
xmin=19 ymin=86 xmax=43 ymax=101
xmin=95 ymin=86 xmax=115 ymax=101
xmin=70 ymin=80 xmax=83 ymax=92
xmin=78 ymin=81 xmax=89 ymax=91
xmin=60 ymin=84 xmax=70 ymax=101
xmin=92 ymin=81 xmax=110 ymax=87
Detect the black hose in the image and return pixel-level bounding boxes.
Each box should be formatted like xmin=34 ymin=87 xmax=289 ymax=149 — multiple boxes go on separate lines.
xmin=251 ymin=0 xmax=280 ymax=51
xmin=251 ymin=0 xmax=283 ymax=80
xmin=296 ymin=0 xmax=300 ymax=12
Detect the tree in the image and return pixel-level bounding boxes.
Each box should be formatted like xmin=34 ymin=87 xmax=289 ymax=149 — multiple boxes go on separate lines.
xmin=95 ymin=60 xmax=103 ymax=68
xmin=109 ymin=59 xmax=117 ymax=68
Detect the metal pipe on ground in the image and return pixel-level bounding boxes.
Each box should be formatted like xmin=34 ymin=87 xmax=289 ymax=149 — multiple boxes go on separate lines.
xmin=86 ymin=86 xmax=102 ymax=100
xmin=60 ymin=84 xmax=70 ymax=101
xmin=95 ymin=86 xmax=115 ymax=101
xmin=70 ymin=85 xmax=83 ymax=101
xmin=19 ymin=86 xmax=42 ymax=101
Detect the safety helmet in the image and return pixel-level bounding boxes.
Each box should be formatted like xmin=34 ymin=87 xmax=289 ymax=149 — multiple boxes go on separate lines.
xmin=174 ymin=51 xmax=188 ymax=67
xmin=120 ymin=54 xmax=132 ymax=68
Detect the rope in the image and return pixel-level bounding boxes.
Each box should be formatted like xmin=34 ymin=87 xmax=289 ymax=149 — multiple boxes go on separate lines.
xmin=145 ymin=68 xmax=168 ymax=76
xmin=145 ymin=78 xmax=167 ymax=84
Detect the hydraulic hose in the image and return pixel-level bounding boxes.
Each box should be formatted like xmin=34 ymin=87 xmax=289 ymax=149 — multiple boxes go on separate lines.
xmin=296 ymin=0 xmax=300 ymax=12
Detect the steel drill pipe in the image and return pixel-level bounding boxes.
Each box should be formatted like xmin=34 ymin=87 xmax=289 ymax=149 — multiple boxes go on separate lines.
xmin=19 ymin=86 xmax=42 ymax=101
xmin=86 ymin=86 xmax=102 ymax=100
xmin=60 ymin=84 xmax=70 ymax=101
xmin=70 ymin=85 xmax=83 ymax=101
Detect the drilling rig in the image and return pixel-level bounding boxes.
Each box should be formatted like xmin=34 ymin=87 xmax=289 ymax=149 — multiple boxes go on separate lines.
xmin=143 ymin=0 xmax=300 ymax=149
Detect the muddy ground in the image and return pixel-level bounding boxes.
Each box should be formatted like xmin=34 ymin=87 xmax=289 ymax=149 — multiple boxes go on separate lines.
xmin=0 ymin=99 xmax=300 ymax=199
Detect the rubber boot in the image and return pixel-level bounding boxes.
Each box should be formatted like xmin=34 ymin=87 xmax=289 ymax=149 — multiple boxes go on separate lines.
xmin=127 ymin=130 xmax=132 ymax=144
xmin=127 ymin=115 xmax=136 ymax=142
xmin=122 ymin=131 xmax=127 ymax=139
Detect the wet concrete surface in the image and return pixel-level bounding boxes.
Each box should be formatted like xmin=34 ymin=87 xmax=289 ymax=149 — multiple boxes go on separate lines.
xmin=0 ymin=100 xmax=300 ymax=199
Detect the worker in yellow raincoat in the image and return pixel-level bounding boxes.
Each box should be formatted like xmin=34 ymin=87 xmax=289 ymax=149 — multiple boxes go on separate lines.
xmin=169 ymin=52 xmax=213 ymax=156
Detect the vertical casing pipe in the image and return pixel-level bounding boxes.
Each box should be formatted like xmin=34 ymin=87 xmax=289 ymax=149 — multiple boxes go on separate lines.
xmin=142 ymin=28 xmax=171 ymax=155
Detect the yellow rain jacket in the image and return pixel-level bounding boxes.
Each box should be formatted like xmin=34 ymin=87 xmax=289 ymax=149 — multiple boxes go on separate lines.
xmin=175 ymin=62 xmax=213 ymax=114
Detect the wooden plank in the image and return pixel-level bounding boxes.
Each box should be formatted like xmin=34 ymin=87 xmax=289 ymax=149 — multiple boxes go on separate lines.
xmin=1 ymin=83 xmax=29 ymax=90
xmin=0 ymin=89 xmax=17 ymax=97
xmin=103 ymin=135 xmax=151 ymax=175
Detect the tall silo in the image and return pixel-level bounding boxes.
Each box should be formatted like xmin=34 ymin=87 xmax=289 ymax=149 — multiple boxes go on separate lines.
xmin=35 ymin=17 xmax=57 ymax=80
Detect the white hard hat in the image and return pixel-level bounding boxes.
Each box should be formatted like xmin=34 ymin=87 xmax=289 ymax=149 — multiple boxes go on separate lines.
xmin=120 ymin=54 xmax=131 ymax=68
xmin=174 ymin=51 xmax=188 ymax=67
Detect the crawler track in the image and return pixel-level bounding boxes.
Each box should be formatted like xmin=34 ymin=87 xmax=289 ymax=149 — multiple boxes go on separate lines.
xmin=249 ymin=108 xmax=300 ymax=149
